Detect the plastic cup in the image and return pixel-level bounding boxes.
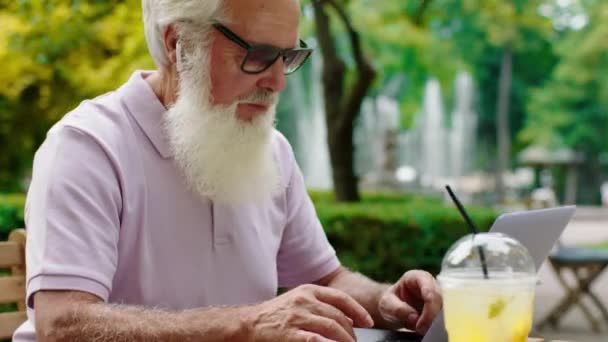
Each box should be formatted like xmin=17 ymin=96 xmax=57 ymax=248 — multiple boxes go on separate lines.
xmin=437 ymin=233 xmax=537 ymax=342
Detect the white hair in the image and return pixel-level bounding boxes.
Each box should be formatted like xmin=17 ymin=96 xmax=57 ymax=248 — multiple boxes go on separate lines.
xmin=142 ymin=0 xmax=225 ymax=68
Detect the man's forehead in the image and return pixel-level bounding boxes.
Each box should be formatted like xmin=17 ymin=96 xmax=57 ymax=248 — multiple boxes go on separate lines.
xmin=223 ymin=0 xmax=300 ymax=29
xmin=224 ymin=0 xmax=300 ymax=16
xmin=223 ymin=0 xmax=301 ymax=48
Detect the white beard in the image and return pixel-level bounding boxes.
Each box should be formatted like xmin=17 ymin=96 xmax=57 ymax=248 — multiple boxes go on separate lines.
xmin=164 ymin=42 xmax=282 ymax=205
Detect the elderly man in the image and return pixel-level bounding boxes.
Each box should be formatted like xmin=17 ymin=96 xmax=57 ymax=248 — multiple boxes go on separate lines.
xmin=13 ymin=0 xmax=442 ymax=341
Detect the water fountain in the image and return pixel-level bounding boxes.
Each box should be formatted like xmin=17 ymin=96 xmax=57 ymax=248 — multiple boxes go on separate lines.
xmin=419 ymin=79 xmax=447 ymax=188
xmin=294 ymin=49 xmax=333 ymax=190
xmin=283 ymin=54 xmax=478 ymax=194
xmin=355 ymin=95 xmax=400 ymax=188
xmin=450 ymin=72 xmax=478 ymax=184
xmin=394 ymin=73 xmax=480 ymax=193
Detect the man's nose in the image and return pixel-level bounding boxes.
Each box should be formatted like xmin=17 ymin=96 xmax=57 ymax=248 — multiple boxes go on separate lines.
xmin=257 ymin=58 xmax=287 ymax=93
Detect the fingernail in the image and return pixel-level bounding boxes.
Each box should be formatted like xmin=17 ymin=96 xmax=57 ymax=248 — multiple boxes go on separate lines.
xmin=407 ymin=313 xmax=418 ymax=327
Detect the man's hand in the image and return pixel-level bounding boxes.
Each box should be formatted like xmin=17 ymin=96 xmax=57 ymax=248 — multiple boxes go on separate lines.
xmin=247 ymin=284 xmax=374 ymax=342
xmin=377 ymin=270 xmax=442 ymax=334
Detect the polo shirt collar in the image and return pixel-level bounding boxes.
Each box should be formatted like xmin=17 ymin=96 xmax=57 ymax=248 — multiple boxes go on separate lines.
xmin=120 ymin=70 xmax=173 ymax=159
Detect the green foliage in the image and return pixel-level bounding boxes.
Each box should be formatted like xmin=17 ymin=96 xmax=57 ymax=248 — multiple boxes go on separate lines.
xmin=522 ymin=2 xmax=608 ymax=154
xmin=461 ymin=0 xmax=553 ymax=48
xmin=0 ymin=0 xmax=153 ymax=190
xmin=312 ymin=192 xmax=498 ymax=281
xmin=309 ymin=190 xmax=443 ymax=205
xmin=434 ymin=0 xmax=558 ymax=157
xmin=300 ymin=0 xmax=465 ymax=130
xmin=0 ymin=303 xmax=17 ymax=316
xmin=520 ymin=1 xmax=608 ymax=203
xmin=0 ymin=194 xmax=26 ymax=241
xmin=351 ymin=0 xmax=464 ymax=129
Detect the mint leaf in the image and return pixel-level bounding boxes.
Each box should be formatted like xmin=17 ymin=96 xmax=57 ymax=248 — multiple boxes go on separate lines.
xmin=488 ymin=298 xmax=507 ymax=319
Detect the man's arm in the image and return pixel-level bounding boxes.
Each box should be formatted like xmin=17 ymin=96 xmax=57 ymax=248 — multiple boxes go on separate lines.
xmin=35 ymin=285 xmax=374 ymax=342
xmin=35 ymin=291 xmax=250 ymax=342
xmin=315 ymin=267 xmax=397 ymax=329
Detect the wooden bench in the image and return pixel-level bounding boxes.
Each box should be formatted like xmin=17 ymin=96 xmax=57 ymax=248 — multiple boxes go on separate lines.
xmin=0 ymin=229 xmax=27 ymax=339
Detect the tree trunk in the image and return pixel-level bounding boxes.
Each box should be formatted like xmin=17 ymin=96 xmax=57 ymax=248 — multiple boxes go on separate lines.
xmin=496 ymin=46 xmax=513 ymax=204
xmin=328 ymin=121 xmax=359 ymax=201
xmin=312 ymin=0 xmax=375 ymax=202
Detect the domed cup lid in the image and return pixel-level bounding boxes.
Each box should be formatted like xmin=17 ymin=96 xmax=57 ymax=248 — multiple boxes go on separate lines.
xmin=439 ymin=232 xmax=536 ymax=280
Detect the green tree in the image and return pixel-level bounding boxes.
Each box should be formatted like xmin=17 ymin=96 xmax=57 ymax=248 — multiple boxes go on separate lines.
xmin=310 ymin=0 xmax=440 ymax=202
xmin=432 ymin=0 xmax=556 ymax=201
xmin=311 ymin=0 xmax=376 ymax=202
xmin=460 ymin=0 xmax=553 ymax=202
xmin=0 ymin=0 xmax=152 ymax=190
xmin=353 ymin=0 xmax=462 ymax=128
xmin=521 ymin=0 xmax=608 ymax=203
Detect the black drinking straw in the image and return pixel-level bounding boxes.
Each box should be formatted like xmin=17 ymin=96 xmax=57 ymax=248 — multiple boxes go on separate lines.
xmin=445 ymin=185 xmax=489 ymax=279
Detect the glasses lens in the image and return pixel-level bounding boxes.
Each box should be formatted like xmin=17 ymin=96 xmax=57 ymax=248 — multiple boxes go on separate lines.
xmin=243 ymin=46 xmax=280 ymax=73
xmin=284 ymin=49 xmax=312 ymax=74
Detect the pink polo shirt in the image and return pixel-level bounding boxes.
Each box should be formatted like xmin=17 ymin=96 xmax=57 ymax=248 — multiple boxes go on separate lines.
xmin=13 ymin=71 xmax=340 ymax=341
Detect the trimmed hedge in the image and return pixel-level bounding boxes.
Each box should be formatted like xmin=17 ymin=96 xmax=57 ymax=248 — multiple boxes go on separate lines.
xmin=0 ymin=194 xmax=25 ymax=241
xmin=310 ymin=191 xmax=498 ymax=282
xmin=0 ymin=191 xmax=498 ymax=282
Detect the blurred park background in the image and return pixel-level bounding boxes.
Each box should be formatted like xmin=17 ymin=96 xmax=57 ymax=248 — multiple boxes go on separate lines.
xmin=1 ymin=0 xmax=608 ymax=340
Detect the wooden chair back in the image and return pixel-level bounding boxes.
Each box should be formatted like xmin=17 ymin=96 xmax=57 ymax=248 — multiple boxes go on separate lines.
xmin=0 ymin=229 xmax=27 ymax=339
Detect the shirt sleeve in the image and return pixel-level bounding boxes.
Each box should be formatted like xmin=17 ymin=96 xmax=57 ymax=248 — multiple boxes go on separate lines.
xmin=25 ymin=125 xmax=122 ymax=308
xmin=276 ymin=157 xmax=340 ymax=288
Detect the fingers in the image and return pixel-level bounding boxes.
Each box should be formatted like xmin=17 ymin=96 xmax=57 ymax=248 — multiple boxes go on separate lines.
xmin=299 ymin=315 xmax=356 ymax=342
xmin=399 ymin=271 xmax=443 ymax=334
xmin=415 ymin=279 xmax=442 ymax=334
xmin=313 ymin=286 xmax=374 ymax=328
xmin=379 ymin=288 xmax=419 ymax=329
xmin=311 ymin=301 xmax=356 ymax=339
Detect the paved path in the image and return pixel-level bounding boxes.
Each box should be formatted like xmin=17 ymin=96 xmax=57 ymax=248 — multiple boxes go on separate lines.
xmin=531 ymin=207 xmax=608 ymax=342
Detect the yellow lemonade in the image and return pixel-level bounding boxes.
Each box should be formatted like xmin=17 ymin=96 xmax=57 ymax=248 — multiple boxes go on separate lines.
xmin=441 ymin=277 xmax=535 ymax=342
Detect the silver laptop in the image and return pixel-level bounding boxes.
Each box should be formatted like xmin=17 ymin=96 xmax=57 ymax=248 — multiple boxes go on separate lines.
xmin=355 ymin=205 xmax=576 ymax=342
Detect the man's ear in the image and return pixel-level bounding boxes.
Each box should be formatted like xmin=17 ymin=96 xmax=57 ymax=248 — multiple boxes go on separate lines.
xmin=163 ymin=24 xmax=179 ymax=65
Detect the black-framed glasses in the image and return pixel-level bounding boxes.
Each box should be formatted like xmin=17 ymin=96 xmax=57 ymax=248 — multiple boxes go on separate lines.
xmin=212 ymin=23 xmax=313 ymax=75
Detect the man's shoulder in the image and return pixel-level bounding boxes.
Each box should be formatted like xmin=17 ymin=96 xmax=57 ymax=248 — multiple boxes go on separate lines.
xmin=271 ymin=129 xmax=291 ymax=150
xmin=48 ymin=71 xmax=166 ymax=159
xmin=52 ymin=89 xmax=128 ymax=140
xmin=271 ymin=130 xmax=302 ymax=190
xmin=33 ymin=87 xmax=139 ymax=191
xmin=271 ymin=129 xmax=297 ymax=165
xmin=45 ymin=73 xmax=153 ymax=161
